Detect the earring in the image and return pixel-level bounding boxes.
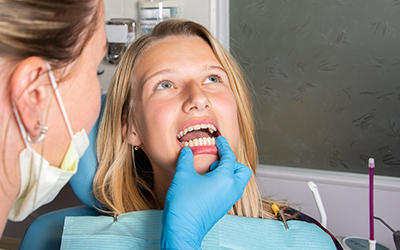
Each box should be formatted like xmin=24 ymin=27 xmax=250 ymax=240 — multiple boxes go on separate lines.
xmin=34 ymin=121 xmax=40 ymax=130
xmin=134 ymin=146 xmax=139 ymax=151
xmin=27 ymin=121 xmax=48 ymax=143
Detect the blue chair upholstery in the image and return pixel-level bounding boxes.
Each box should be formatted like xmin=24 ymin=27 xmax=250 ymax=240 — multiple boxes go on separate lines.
xmin=19 ymin=94 xmax=107 ymax=250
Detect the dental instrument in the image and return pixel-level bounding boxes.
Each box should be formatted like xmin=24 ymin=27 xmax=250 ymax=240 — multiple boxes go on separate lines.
xmin=369 ymin=158 xmax=376 ymax=250
xmin=271 ymin=203 xmax=289 ymax=230
xmin=307 ymin=181 xmax=327 ymax=228
xmin=374 ymin=216 xmax=400 ymax=250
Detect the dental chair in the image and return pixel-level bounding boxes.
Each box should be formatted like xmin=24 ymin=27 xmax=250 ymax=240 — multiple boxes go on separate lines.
xmin=18 ymin=95 xmax=107 ymax=250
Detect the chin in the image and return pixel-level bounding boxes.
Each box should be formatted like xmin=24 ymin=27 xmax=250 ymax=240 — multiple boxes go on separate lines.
xmin=193 ymin=154 xmax=220 ymax=175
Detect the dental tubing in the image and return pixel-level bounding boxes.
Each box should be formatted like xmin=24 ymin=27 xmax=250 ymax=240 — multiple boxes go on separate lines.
xmin=369 ymin=158 xmax=376 ymax=250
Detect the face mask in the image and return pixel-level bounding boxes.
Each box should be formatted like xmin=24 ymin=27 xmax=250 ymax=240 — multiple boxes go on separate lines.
xmin=8 ymin=62 xmax=90 ymax=221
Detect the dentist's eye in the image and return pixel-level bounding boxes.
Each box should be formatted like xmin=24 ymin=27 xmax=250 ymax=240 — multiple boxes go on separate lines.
xmin=204 ymin=75 xmax=222 ymax=84
xmin=156 ymin=81 xmax=174 ymax=90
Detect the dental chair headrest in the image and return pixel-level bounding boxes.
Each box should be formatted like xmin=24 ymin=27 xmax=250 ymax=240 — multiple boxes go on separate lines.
xmin=69 ymin=94 xmax=107 ymax=209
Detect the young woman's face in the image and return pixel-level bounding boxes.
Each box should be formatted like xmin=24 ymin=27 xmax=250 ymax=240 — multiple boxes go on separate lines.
xmin=131 ymin=36 xmax=240 ymax=176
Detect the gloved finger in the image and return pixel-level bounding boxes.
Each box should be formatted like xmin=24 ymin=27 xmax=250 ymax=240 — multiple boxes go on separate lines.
xmin=176 ymin=147 xmax=195 ymax=174
xmin=233 ymin=162 xmax=252 ymax=189
xmin=215 ymin=136 xmax=236 ymax=170
xmin=209 ymin=160 xmax=220 ymax=172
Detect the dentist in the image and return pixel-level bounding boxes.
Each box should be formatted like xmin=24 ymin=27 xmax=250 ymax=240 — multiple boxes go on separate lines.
xmin=0 ymin=0 xmax=251 ymax=248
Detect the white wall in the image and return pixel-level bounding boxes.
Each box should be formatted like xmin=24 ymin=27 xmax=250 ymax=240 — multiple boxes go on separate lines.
xmin=103 ymin=0 xmax=210 ymax=26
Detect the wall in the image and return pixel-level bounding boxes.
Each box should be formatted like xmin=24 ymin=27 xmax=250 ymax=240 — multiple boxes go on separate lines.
xmin=228 ymin=0 xmax=400 ymax=248
xmin=257 ymin=165 xmax=400 ymax=249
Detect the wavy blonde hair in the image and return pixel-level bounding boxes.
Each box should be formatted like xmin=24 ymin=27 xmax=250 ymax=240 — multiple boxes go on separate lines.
xmin=94 ymin=19 xmax=290 ymax=219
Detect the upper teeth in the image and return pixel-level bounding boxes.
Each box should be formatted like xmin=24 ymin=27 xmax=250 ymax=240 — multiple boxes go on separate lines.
xmin=177 ymin=124 xmax=217 ymax=139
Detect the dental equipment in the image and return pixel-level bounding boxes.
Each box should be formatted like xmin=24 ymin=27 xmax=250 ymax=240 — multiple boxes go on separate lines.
xmin=104 ymin=18 xmax=136 ymax=64
xmin=369 ymin=158 xmax=376 ymax=250
xmin=374 ymin=217 xmax=400 ymax=250
xmin=271 ymin=203 xmax=289 ymax=230
xmin=307 ymin=181 xmax=327 ymax=228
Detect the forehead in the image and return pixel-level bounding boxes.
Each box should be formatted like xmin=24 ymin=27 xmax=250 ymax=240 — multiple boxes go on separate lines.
xmin=134 ymin=35 xmax=220 ymax=80
xmin=155 ymin=36 xmax=213 ymax=59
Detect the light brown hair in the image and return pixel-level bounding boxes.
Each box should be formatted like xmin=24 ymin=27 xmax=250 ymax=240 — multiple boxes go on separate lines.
xmin=0 ymin=0 xmax=100 ymax=69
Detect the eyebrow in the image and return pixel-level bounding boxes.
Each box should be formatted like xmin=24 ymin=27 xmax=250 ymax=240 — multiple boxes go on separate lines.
xmin=142 ymin=64 xmax=227 ymax=86
xmin=142 ymin=68 xmax=177 ymax=86
xmin=202 ymin=65 xmax=227 ymax=74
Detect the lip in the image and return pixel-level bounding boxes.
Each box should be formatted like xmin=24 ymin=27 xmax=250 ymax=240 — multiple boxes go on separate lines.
xmin=190 ymin=145 xmax=218 ymax=155
xmin=176 ymin=117 xmax=220 ymax=155
xmin=177 ymin=117 xmax=219 ymax=134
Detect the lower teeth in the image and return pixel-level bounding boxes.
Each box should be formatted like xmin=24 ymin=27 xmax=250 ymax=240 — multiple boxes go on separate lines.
xmin=182 ymin=137 xmax=216 ymax=147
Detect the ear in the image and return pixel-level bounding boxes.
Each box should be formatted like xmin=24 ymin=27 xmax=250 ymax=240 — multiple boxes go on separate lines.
xmin=10 ymin=57 xmax=53 ymax=139
xmin=123 ymin=122 xmax=142 ymax=147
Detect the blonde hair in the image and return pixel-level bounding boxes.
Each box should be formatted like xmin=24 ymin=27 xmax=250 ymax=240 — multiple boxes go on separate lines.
xmin=94 ymin=19 xmax=290 ymax=219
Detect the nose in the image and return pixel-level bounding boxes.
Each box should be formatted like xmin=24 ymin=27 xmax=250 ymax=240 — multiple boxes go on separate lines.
xmin=182 ymin=82 xmax=211 ymax=113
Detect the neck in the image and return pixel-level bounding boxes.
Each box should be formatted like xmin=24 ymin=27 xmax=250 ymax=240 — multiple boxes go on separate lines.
xmin=0 ymin=185 xmax=16 ymax=237
xmin=0 ymin=83 xmax=23 ymax=236
xmin=152 ymin=166 xmax=175 ymax=210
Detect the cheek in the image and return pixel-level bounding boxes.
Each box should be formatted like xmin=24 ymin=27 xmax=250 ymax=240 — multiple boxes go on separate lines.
xmin=135 ymin=100 xmax=174 ymax=144
xmin=229 ymin=109 xmax=241 ymax=152
xmin=135 ymin=101 xmax=181 ymax=172
xmin=57 ymin=78 xmax=100 ymax=133
xmin=214 ymin=91 xmax=238 ymax=122
xmin=79 ymin=75 xmax=101 ymax=133
xmin=215 ymin=92 xmax=241 ymax=149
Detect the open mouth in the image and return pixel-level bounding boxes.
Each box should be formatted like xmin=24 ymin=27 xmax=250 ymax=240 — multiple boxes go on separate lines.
xmin=177 ymin=124 xmax=221 ymax=147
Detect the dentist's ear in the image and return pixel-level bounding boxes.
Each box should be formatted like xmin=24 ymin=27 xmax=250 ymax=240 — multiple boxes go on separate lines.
xmin=10 ymin=57 xmax=53 ymax=140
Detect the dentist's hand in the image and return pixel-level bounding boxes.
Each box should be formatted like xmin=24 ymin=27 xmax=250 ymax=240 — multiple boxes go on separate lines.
xmin=161 ymin=136 xmax=252 ymax=250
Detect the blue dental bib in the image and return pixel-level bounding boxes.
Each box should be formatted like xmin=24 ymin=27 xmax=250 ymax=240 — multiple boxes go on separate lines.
xmin=61 ymin=209 xmax=336 ymax=249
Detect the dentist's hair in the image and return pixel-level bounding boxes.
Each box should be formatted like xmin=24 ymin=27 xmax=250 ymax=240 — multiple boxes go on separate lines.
xmin=0 ymin=0 xmax=100 ymax=69
xmin=94 ymin=19 xmax=290 ymax=219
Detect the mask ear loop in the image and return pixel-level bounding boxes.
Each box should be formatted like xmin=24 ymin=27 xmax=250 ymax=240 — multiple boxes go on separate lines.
xmin=30 ymin=61 xmax=73 ymax=213
xmin=12 ymin=100 xmax=31 ymax=151
xmin=45 ymin=61 xmax=74 ymax=139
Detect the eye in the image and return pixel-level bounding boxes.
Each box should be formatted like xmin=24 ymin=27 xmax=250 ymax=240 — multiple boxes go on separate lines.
xmin=204 ymin=75 xmax=222 ymax=84
xmin=156 ymin=81 xmax=174 ymax=90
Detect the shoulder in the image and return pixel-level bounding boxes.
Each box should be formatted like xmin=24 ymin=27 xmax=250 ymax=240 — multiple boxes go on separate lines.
xmin=285 ymin=207 xmax=344 ymax=250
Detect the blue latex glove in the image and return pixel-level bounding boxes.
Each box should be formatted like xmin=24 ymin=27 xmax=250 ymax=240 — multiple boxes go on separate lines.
xmin=161 ymin=136 xmax=252 ymax=249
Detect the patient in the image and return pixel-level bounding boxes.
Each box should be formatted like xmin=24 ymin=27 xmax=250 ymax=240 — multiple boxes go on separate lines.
xmin=93 ymin=19 xmax=342 ymax=249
